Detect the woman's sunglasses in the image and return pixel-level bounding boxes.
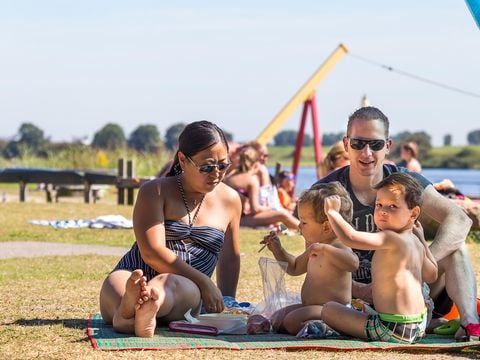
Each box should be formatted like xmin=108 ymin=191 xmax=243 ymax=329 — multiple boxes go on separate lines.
xmin=348 ymin=138 xmax=386 ymax=151
xmin=187 ymin=156 xmax=231 ymax=174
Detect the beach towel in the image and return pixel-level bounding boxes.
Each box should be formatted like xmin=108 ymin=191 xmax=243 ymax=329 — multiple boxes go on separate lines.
xmin=87 ymin=314 xmax=480 ymax=352
xmin=29 ymin=215 xmax=133 ymax=229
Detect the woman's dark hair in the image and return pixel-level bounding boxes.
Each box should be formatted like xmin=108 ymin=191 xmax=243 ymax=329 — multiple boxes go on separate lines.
xmin=166 ymin=121 xmax=229 ymax=176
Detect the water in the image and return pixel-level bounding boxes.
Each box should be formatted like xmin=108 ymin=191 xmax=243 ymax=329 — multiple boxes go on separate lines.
xmin=275 ymin=167 xmax=480 ymax=197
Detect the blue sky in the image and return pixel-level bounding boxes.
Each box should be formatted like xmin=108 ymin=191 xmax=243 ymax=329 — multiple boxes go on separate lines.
xmin=0 ymin=1 xmax=479 ymax=146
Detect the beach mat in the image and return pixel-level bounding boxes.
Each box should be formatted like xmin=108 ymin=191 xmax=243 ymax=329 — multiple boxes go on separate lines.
xmin=88 ymin=314 xmax=480 ymax=352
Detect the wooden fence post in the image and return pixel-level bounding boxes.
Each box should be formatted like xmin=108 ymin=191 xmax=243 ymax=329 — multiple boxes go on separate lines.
xmin=117 ymin=158 xmax=125 ymax=205
xmin=127 ymin=160 xmax=135 ymax=205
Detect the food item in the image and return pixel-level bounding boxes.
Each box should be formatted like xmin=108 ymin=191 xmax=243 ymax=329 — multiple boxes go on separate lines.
xmin=247 ymin=314 xmax=271 ymax=334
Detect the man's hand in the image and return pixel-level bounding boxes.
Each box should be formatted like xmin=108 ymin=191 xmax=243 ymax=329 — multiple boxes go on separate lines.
xmin=324 ymin=195 xmax=341 ymax=214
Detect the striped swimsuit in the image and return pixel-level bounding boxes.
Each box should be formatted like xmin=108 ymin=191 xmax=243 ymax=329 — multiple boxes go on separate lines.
xmin=113 ymin=220 xmax=225 ymax=280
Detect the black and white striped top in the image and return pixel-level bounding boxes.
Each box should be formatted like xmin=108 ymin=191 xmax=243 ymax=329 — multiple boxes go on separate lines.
xmin=113 ymin=220 xmax=225 ymax=280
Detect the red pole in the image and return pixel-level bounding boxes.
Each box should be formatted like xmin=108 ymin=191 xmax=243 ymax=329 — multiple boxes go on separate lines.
xmin=310 ymin=95 xmax=322 ymax=174
xmin=291 ymin=100 xmax=310 ymax=195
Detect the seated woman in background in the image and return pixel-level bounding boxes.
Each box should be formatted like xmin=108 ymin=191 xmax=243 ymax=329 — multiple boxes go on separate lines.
xmin=224 ymin=145 xmax=300 ymax=231
xmin=277 ymin=170 xmax=296 ymax=212
xmin=316 ymin=141 xmax=350 ymax=179
xmin=399 ymin=142 xmax=422 ymax=173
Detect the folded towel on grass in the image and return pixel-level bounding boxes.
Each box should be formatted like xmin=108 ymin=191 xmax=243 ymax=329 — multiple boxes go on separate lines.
xmin=29 ymin=215 xmax=133 ymax=229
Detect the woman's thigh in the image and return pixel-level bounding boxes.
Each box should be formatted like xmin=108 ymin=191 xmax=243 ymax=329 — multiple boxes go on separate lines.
xmin=99 ymin=270 xmax=132 ymax=324
xmin=148 ymin=273 xmax=202 ymax=323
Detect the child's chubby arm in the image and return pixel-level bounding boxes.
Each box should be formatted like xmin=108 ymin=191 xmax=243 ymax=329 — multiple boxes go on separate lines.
xmin=324 ymin=195 xmax=393 ymax=250
xmin=413 ymin=222 xmax=438 ymax=284
xmin=310 ymin=243 xmax=359 ymax=272
xmin=261 ymin=232 xmax=308 ymax=276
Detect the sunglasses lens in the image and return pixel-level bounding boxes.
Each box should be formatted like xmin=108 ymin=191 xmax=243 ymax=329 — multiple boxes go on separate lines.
xmin=350 ymin=139 xmax=366 ymax=150
xmin=199 ymin=165 xmax=215 ymax=173
xmin=218 ymin=163 xmax=230 ymax=171
xmin=369 ymin=140 xmax=386 ymax=151
xmin=349 ymin=139 xmax=385 ymax=151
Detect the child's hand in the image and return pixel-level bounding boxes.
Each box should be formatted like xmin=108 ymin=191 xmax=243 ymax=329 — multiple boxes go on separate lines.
xmin=324 ymin=195 xmax=341 ymax=213
xmin=260 ymin=231 xmax=282 ymax=253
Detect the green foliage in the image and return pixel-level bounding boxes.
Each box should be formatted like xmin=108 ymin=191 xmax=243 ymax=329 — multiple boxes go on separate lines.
xmin=273 ymin=130 xmax=312 ymax=146
xmin=322 ymin=132 xmax=344 ymax=146
xmin=92 ymin=123 xmax=126 ymax=150
xmin=2 ymin=123 xmax=48 ymax=159
xmin=390 ymin=131 xmax=432 ymax=159
xmin=165 ymin=123 xmax=186 ymax=150
xmin=467 ymin=129 xmax=480 ymax=145
xmin=128 ymin=124 xmax=162 ymax=152
xmin=443 ymin=134 xmax=452 ymax=146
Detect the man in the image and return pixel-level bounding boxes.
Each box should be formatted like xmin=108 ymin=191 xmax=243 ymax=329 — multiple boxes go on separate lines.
xmin=314 ymin=106 xmax=479 ymax=340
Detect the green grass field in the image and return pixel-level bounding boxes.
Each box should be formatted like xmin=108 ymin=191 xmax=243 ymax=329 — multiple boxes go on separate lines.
xmin=1 ymin=199 xmax=480 ymax=359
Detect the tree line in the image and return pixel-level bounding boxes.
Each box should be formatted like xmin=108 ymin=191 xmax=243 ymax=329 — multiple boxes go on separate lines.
xmin=2 ymin=122 xmax=480 ymax=160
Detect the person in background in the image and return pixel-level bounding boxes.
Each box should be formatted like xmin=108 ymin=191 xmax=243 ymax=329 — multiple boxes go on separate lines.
xmin=317 ymin=141 xmax=350 ymax=179
xmin=400 ymin=142 xmax=422 ymax=173
xmin=277 ymin=170 xmax=296 ymax=212
xmin=99 ymin=121 xmax=242 ymax=338
xmin=224 ymin=145 xmax=300 ymax=231
xmin=313 ymin=106 xmax=479 ymax=341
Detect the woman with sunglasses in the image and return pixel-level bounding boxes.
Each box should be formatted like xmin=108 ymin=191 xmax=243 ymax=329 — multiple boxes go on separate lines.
xmin=99 ymin=121 xmax=242 ymax=337
xmin=313 ymin=106 xmax=479 ymax=341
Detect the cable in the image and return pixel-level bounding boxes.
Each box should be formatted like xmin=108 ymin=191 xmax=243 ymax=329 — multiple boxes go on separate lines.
xmin=348 ymin=52 xmax=480 ymax=99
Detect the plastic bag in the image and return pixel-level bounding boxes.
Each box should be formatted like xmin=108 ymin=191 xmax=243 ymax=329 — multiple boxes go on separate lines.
xmin=254 ymin=257 xmax=301 ymax=331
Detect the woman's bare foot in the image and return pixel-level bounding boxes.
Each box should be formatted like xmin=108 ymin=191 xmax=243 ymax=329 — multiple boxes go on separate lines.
xmin=118 ymin=269 xmax=148 ymax=319
xmin=134 ymin=286 xmax=163 ymax=338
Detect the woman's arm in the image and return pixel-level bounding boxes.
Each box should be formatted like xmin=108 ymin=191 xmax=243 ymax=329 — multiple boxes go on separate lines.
xmin=216 ymin=187 xmax=242 ymax=297
xmin=248 ymin=176 xmax=270 ymax=213
xmin=133 ymin=180 xmax=220 ymax=306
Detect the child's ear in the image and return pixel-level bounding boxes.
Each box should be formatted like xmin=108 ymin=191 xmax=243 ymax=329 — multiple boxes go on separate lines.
xmin=411 ymin=206 xmax=420 ymax=221
xmin=322 ymin=220 xmax=333 ymax=234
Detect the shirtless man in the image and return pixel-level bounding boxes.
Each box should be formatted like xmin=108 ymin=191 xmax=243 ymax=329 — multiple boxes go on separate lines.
xmin=314 ymin=106 xmax=479 ymax=340
xmin=322 ymin=173 xmax=437 ymax=343
xmin=261 ymin=182 xmax=359 ymax=335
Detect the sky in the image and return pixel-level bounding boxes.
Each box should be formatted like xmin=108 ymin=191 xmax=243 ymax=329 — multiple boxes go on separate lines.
xmin=0 ymin=1 xmax=479 ymax=146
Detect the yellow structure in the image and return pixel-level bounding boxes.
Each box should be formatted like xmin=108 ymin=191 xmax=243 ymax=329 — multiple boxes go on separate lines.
xmin=255 ymin=43 xmax=348 ymax=145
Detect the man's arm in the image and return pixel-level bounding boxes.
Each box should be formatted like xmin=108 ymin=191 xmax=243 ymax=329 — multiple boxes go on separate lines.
xmin=420 ymin=185 xmax=472 ymax=261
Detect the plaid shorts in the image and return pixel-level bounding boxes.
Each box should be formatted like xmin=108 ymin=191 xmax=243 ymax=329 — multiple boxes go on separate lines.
xmin=365 ymin=314 xmax=426 ymax=344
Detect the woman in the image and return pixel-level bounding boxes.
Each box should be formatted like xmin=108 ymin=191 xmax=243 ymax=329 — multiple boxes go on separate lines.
xmin=400 ymin=142 xmax=422 ymax=173
xmin=224 ymin=145 xmax=299 ymax=231
xmin=316 ymin=141 xmax=350 ymax=179
xmin=99 ymin=121 xmax=242 ymax=337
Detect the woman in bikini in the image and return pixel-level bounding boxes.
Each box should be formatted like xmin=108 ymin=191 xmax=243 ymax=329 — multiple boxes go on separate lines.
xmin=99 ymin=121 xmax=242 ymax=337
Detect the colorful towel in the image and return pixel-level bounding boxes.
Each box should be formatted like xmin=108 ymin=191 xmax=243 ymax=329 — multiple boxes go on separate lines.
xmin=29 ymin=215 xmax=133 ymax=229
xmin=88 ymin=314 xmax=480 ymax=351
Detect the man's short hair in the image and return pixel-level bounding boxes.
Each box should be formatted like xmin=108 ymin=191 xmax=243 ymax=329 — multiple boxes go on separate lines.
xmin=347 ymin=106 xmax=390 ymax=138
xmin=299 ymin=181 xmax=353 ymax=223
xmin=373 ymin=173 xmax=423 ymax=209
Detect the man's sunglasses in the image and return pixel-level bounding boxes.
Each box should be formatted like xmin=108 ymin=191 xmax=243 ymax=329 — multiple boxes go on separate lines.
xmin=348 ymin=138 xmax=386 ymax=151
xmin=187 ymin=156 xmax=231 ymax=174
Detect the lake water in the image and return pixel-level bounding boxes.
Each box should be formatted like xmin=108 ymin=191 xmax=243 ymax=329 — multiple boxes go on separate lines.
xmin=277 ymin=167 xmax=480 ymax=197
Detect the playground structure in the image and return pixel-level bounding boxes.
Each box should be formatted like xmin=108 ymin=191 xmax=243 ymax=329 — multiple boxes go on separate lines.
xmin=255 ymin=43 xmax=348 ymax=193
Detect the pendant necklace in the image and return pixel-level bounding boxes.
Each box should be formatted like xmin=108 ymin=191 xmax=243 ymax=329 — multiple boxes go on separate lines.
xmin=177 ymin=175 xmax=205 ymax=227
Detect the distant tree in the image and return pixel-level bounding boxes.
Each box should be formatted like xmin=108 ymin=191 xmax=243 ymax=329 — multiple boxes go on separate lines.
xmin=443 ymin=134 xmax=452 ymax=146
xmin=128 ymin=124 xmax=161 ymax=152
xmin=92 ymin=123 xmax=126 ymax=150
xmin=322 ymin=132 xmax=344 ymax=146
xmin=391 ymin=131 xmax=432 ymax=158
xmin=274 ymin=130 xmax=312 ymax=146
xmin=2 ymin=122 xmax=48 ymax=159
xmin=164 ymin=123 xmax=186 ymax=151
xmin=467 ymin=129 xmax=480 ymax=145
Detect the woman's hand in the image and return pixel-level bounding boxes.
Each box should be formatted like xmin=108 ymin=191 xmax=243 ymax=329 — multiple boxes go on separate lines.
xmin=199 ymin=279 xmax=224 ymax=313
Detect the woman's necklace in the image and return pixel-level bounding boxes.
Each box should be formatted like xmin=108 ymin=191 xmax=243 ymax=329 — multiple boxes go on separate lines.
xmin=177 ymin=175 xmax=205 ymax=227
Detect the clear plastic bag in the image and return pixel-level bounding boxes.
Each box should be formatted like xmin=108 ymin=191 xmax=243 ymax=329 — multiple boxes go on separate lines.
xmin=254 ymin=257 xmax=301 ymax=331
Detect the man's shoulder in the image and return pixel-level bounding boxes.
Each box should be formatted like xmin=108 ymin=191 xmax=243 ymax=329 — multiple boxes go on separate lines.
xmin=313 ymin=166 xmax=349 ymax=187
xmin=383 ymin=164 xmax=431 ymax=188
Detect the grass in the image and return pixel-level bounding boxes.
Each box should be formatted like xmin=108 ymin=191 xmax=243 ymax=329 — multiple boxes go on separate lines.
xmin=1 ymin=201 xmax=480 ymax=359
